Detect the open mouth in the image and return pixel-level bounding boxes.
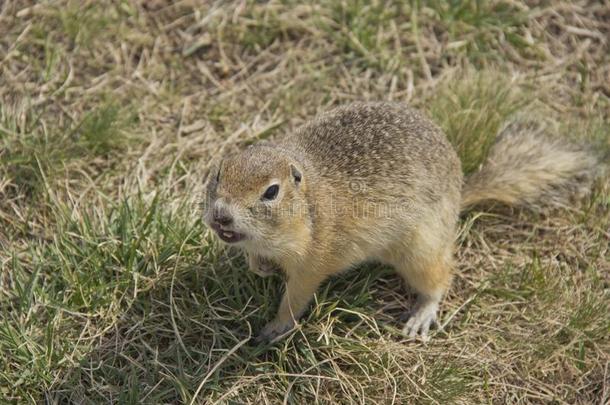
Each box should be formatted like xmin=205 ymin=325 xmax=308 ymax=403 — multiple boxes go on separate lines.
xmin=217 ymin=230 xmax=246 ymax=243
xmin=210 ymin=224 xmax=246 ymax=244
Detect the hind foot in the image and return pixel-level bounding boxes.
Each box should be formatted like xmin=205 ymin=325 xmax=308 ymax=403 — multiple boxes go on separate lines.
xmin=402 ymin=297 xmax=439 ymax=341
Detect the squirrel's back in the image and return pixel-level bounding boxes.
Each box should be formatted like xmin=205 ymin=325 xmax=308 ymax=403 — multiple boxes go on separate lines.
xmin=279 ymin=102 xmax=462 ymax=203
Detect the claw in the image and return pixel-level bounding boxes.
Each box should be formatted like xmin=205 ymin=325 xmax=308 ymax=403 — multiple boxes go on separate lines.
xmin=402 ymin=299 xmax=439 ymax=341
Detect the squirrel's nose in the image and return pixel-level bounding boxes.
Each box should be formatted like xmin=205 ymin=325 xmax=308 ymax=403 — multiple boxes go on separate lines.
xmin=213 ymin=210 xmax=233 ymax=227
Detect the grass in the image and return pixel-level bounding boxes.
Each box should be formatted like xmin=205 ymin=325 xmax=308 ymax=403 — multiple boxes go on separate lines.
xmin=0 ymin=101 xmax=133 ymax=199
xmin=1 ymin=0 xmax=609 ymax=403
xmin=427 ymin=70 xmax=531 ymax=175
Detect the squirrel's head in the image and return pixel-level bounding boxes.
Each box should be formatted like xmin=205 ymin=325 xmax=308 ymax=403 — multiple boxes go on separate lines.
xmin=203 ymin=144 xmax=312 ymax=259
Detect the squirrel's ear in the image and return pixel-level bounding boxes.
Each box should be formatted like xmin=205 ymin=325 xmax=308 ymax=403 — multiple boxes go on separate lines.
xmin=203 ymin=160 xmax=222 ymax=187
xmin=290 ymin=164 xmax=302 ymax=185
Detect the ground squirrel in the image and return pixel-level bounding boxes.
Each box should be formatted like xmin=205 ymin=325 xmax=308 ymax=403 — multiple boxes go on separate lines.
xmin=203 ymin=102 xmax=598 ymax=342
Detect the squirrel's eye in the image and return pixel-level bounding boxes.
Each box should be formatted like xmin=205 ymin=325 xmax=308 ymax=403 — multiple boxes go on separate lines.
xmin=262 ymin=184 xmax=279 ymax=201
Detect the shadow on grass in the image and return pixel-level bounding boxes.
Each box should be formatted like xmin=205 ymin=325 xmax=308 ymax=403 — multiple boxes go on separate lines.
xmin=47 ymin=245 xmax=418 ymax=403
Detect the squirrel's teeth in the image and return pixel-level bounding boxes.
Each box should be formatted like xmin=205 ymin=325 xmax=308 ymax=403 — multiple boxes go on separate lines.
xmin=223 ymin=232 xmax=233 ymax=238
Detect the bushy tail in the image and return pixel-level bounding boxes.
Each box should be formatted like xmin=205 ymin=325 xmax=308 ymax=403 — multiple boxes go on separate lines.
xmin=461 ymin=120 xmax=602 ymax=210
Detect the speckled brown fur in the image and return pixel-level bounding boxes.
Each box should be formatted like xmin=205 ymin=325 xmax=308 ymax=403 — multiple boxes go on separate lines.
xmin=202 ymin=102 xmax=599 ymax=342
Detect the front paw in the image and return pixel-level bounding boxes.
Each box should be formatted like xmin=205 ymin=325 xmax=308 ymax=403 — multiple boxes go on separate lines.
xmin=254 ymin=318 xmax=295 ymax=343
xmin=249 ymin=256 xmax=280 ymax=278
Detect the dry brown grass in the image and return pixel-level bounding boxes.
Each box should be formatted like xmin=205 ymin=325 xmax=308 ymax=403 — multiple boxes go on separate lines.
xmin=0 ymin=0 xmax=608 ymax=403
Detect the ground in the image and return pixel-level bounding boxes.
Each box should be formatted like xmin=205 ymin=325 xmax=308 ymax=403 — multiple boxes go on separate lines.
xmin=0 ymin=0 xmax=609 ymax=403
